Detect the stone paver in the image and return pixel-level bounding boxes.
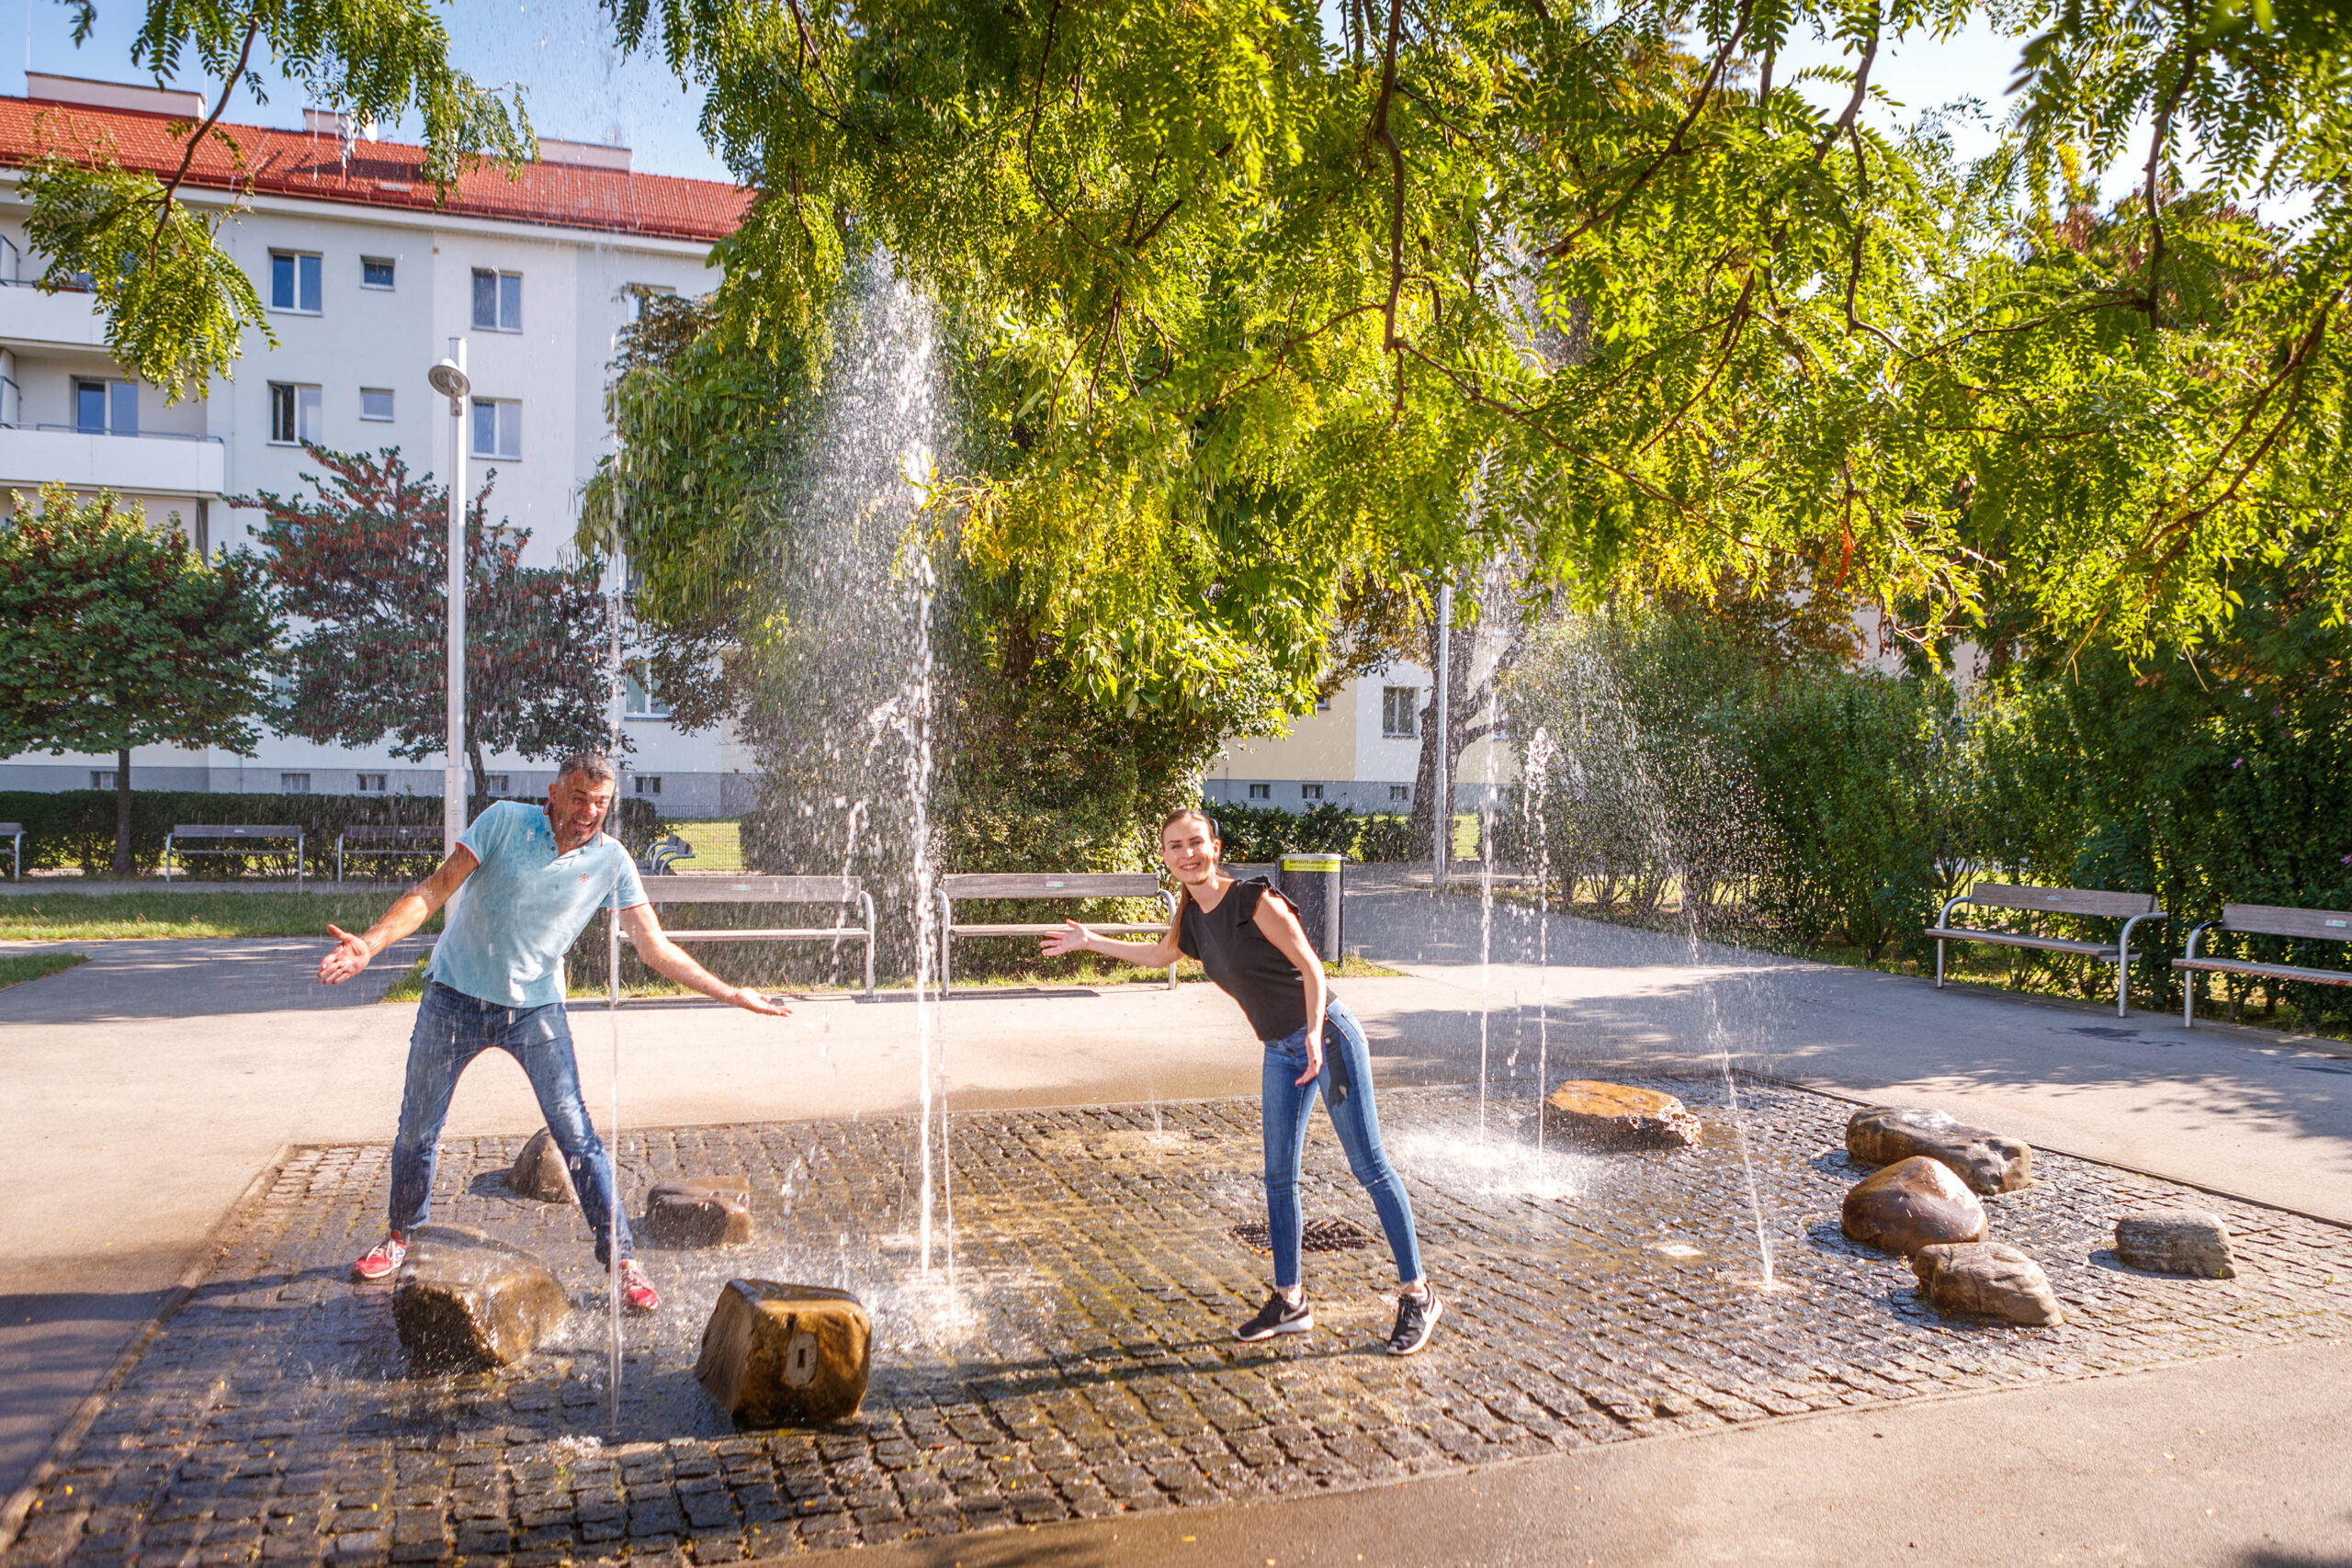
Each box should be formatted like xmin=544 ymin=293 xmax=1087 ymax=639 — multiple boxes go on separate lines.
xmin=8 ymin=1081 xmax=2349 ymax=1566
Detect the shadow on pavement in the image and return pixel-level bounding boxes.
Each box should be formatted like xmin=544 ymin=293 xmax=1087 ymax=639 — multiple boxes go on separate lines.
xmin=0 ymin=936 xmax=434 ymax=1023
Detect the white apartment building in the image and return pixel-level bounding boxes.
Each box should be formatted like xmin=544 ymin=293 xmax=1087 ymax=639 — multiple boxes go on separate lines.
xmin=1204 ymin=664 xmax=1515 ymax=815
xmin=0 ymin=73 xmax=757 ymax=815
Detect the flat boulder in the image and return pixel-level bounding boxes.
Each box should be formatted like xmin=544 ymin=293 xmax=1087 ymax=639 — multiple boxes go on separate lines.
xmin=641 ymin=1177 xmax=756 ymax=1248
xmin=392 ymin=1225 xmax=568 ymax=1369
xmin=2115 ymin=1211 xmax=2236 ymax=1279
xmin=1912 ymin=1242 xmax=2064 ymax=1325
xmin=505 ymin=1128 xmax=576 ymax=1205
xmin=1841 ymin=1156 xmax=1987 ymax=1256
xmin=1542 ymin=1081 xmax=1702 ymax=1150
xmin=695 ymin=1280 xmax=871 ymax=1425
xmin=1846 ymin=1106 xmax=2032 ymax=1194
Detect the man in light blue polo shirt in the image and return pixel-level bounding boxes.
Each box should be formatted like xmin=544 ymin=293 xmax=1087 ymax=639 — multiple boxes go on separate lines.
xmin=318 ymin=753 xmax=787 ymax=1313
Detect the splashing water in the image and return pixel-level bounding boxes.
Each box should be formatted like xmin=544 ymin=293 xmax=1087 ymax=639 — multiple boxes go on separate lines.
xmin=1521 ymin=726 xmax=1555 ymax=1150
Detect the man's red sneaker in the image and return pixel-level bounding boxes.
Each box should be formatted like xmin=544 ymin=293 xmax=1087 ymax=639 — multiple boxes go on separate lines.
xmin=617 ymin=1258 xmax=659 ymax=1314
xmin=351 ymin=1233 xmax=407 ymax=1281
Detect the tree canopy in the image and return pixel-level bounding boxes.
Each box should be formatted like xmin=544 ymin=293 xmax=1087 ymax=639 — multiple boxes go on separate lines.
xmin=594 ymin=0 xmax=2352 ymax=707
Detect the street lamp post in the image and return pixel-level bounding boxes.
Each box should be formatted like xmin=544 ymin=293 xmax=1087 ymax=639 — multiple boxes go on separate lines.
xmin=427 ymin=340 xmax=471 ymax=861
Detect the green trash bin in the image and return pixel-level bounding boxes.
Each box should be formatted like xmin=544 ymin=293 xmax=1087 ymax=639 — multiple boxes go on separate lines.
xmin=1280 ymin=852 xmax=1345 ymax=963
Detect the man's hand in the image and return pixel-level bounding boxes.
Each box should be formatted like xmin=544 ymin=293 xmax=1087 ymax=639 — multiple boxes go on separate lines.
xmin=1295 ymin=1029 xmax=1326 ymax=1088
xmin=319 ymin=924 xmax=372 ymax=986
xmin=727 ymin=986 xmax=792 ymax=1017
xmin=1039 ymin=919 xmax=1093 ymax=959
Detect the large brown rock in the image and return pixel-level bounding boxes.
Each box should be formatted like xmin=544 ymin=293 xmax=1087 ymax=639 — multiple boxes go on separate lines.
xmin=1542 ymin=1081 xmax=1702 ymax=1150
xmin=1841 ymin=1156 xmax=1988 ymax=1256
xmin=2115 ymin=1211 xmax=2236 ymax=1279
xmin=505 ymin=1128 xmax=576 ymax=1205
xmin=1846 ymin=1106 xmax=2033 ymax=1194
xmin=641 ymin=1177 xmax=756 ymax=1248
xmin=1912 ymin=1242 xmax=2064 ymax=1325
xmin=695 ymin=1280 xmax=871 ymax=1426
xmin=392 ymin=1225 xmax=569 ymax=1369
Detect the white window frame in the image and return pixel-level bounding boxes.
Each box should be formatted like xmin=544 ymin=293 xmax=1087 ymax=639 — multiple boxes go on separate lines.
xmin=279 ymin=773 xmax=311 ymax=794
xmin=635 ymin=775 xmax=662 ymax=796
xmin=1301 ymin=784 xmax=1325 ymax=802
xmin=1382 ymin=685 xmax=1420 ymax=739
xmin=360 ymin=256 xmax=396 ymax=290
xmin=270 ymin=251 xmax=323 ymax=314
xmin=469 ymin=398 xmax=521 ymax=460
xmin=269 ymin=383 xmax=323 ymax=446
xmin=359 ymin=388 xmax=395 ymax=423
xmin=91 ymin=769 xmax=119 ymax=790
xmin=356 ymin=773 xmax=389 ymax=793
xmin=1388 ymin=784 xmax=1410 ymax=803
xmin=1247 ymin=783 xmax=1271 ymax=800
xmin=472 ymin=268 xmax=523 ymax=333
xmin=624 ymin=282 xmax=676 ymax=321
xmin=485 ymin=773 xmax=511 ymax=795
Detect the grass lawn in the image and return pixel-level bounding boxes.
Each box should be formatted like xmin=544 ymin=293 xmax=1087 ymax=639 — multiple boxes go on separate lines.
xmin=0 ymin=891 xmax=438 ymax=942
xmin=662 ymin=819 xmax=746 ymax=872
xmin=0 ymin=949 xmax=87 ymax=990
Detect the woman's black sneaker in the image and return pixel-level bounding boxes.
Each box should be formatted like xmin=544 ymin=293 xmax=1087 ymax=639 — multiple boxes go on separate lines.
xmin=1387 ymin=1286 xmax=1442 ymax=1355
xmin=1236 ymin=1290 xmax=1313 ymax=1341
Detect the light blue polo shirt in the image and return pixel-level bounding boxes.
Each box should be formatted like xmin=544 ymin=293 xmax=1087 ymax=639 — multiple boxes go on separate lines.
xmin=426 ymin=800 xmax=649 ymax=1008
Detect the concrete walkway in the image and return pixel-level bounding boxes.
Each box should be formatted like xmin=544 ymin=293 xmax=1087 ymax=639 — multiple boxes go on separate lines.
xmin=3 ymin=878 xmax=2348 ymax=1563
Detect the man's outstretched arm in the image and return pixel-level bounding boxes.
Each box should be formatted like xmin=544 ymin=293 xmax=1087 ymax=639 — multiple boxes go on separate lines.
xmin=619 ymin=903 xmax=792 ymax=1016
xmin=318 ymin=848 xmax=479 ymax=986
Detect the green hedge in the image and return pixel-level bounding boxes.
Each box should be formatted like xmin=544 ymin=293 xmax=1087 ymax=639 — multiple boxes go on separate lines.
xmin=1201 ymin=801 xmax=1417 ymax=863
xmin=0 ymin=790 xmax=663 ymax=879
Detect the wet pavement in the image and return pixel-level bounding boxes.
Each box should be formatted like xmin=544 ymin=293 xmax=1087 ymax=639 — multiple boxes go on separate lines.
xmin=6 ymin=1079 xmax=2350 ymax=1568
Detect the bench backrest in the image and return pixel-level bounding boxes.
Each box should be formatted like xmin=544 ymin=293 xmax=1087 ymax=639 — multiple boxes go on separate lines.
xmin=170 ymin=824 xmax=302 ymax=840
xmin=939 ymin=873 xmax=1164 ymax=900
xmin=341 ymin=826 xmax=441 ymax=842
xmin=1965 ymin=882 xmax=2157 ymax=919
xmin=0 ymin=823 xmax=21 ymax=835
xmin=2222 ymin=903 xmax=2352 ymax=942
xmin=636 ymin=874 xmax=864 ymax=904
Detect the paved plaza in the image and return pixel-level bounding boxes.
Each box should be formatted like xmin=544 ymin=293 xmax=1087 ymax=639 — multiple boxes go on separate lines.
xmin=6 ymin=1077 xmax=2348 ymax=1566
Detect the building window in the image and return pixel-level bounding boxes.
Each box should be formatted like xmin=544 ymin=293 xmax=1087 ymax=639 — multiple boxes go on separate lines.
xmin=1382 ymin=685 xmax=1419 ymax=739
xmin=484 ymin=774 xmax=511 ymax=795
xmin=470 ymin=398 xmax=521 ymax=460
xmin=636 ymin=775 xmax=662 ymax=795
xmin=359 ymin=388 xmax=394 ymax=422
xmin=624 ymin=283 xmax=675 ymax=320
xmin=360 ymin=256 xmax=395 ymax=289
xmin=1315 ymin=696 xmax=1331 ymax=712
xmin=472 ymin=269 xmax=522 ymax=332
xmin=1389 ymin=784 xmax=1410 ymax=803
xmin=91 ymin=769 xmax=119 ymax=790
xmin=1248 ymin=783 xmax=1271 ymax=801
xmin=623 ymin=662 xmax=669 ymax=718
xmin=269 ymin=383 xmax=322 ymax=445
xmin=270 ymin=252 xmax=322 ymax=313
xmin=1301 ymin=784 xmax=1324 ymax=802
xmin=280 ymin=773 xmax=311 ymax=794
xmin=73 ymin=379 xmax=137 ymax=434
xmin=356 ymin=773 xmax=388 ymax=792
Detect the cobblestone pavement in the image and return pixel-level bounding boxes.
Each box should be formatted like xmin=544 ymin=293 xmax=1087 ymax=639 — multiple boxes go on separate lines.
xmin=10 ymin=1080 xmax=2350 ymax=1567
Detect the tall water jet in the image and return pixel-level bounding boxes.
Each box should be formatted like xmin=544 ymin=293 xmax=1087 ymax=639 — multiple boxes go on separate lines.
xmin=1521 ymin=725 xmax=1555 ymax=1149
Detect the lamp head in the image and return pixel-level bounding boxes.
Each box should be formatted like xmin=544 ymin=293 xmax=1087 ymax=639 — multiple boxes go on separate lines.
xmin=427 ymin=360 xmax=470 ymax=402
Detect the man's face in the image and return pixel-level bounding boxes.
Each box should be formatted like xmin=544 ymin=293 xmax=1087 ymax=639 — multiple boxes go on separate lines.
xmin=547 ymin=773 xmax=616 ymax=846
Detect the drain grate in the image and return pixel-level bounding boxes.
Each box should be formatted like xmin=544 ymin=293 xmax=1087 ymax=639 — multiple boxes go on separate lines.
xmin=1227 ymin=1217 xmax=1378 ymax=1254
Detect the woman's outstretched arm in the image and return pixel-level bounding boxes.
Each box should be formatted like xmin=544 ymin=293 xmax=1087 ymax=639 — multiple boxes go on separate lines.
xmin=1040 ymin=919 xmax=1183 ymax=969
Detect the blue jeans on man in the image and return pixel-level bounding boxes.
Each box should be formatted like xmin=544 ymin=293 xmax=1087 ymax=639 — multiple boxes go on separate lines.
xmin=1261 ymin=998 xmax=1424 ymax=1290
xmin=390 ymin=980 xmax=631 ymax=1264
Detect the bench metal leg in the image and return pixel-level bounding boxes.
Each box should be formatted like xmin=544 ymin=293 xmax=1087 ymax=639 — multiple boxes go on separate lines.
xmin=1935 ymin=937 xmax=1945 ymax=988
xmin=2183 ymin=966 xmax=2196 ymax=1029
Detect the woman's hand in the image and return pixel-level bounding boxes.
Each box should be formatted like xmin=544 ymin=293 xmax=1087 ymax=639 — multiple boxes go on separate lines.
xmin=1295 ymin=1027 xmax=1325 ymax=1087
xmin=1039 ymin=919 xmax=1093 ymax=959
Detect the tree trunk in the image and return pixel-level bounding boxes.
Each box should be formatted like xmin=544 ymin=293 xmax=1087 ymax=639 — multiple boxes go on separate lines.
xmin=1407 ymin=606 xmax=1492 ymax=864
xmin=468 ymin=739 xmax=491 ymax=806
xmin=111 ymin=745 xmax=133 ymax=878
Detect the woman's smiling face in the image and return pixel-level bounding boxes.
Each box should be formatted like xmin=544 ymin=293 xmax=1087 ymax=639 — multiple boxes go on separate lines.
xmin=1159 ymin=817 xmax=1220 ymax=884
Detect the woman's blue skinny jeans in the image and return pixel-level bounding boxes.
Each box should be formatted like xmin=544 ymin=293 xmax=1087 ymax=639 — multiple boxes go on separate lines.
xmin=1261 ymin=998 xmax=1424 ymax=1291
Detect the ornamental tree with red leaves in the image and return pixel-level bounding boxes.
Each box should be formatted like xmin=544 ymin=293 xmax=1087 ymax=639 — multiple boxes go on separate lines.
xmin=243 ymin=445 xmax=624 ymax=807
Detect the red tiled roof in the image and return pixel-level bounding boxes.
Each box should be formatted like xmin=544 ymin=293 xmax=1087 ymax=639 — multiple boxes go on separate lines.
xmin=0 ymin=95 xmax=751 ymax=243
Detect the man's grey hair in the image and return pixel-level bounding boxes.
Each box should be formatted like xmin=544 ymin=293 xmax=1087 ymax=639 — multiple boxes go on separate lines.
xmin=554 ymin=752 xmax=619 ymax=787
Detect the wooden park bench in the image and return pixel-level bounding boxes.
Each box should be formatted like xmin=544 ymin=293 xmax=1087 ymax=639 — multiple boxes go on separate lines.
xmin=620 ymin=874 xmax=877 ymax=997
xmin=0 ymin=822 xmax=21 ymax=881
xmin=1928 ymin=882 xmax=2166 ymax=1018
xmin=2175 ymin=904 xmax=2352 ymax=1028
xmin=335 ymin=824 xmax=443 ymax=883
xmin=162 ymin=824 xmax=306 ymax=887
xmin=935 ymin=873 xmax=1179 ymax=998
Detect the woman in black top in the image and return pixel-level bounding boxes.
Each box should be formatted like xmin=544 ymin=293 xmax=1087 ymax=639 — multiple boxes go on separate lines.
xmin=1043 ymin=807 xmax=1440 ymax=1355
